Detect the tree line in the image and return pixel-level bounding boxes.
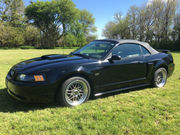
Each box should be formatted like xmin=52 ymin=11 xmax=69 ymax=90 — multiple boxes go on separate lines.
xmin=103 ymin=0 xmax=180 ymax=51
xmin=0 ymin=0 xmax=97 ymax=48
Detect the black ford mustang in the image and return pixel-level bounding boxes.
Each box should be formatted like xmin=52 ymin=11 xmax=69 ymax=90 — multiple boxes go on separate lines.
xmin=6 ymin=39 xmax=175 ymax=106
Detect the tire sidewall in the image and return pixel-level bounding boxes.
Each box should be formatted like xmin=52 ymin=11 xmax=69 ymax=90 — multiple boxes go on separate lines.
xmin=153 ymin=67 xmax=167 ymax=88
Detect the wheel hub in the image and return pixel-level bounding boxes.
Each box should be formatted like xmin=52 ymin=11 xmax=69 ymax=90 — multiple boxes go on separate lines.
xmin=157 ymin=74 xmax=163 ymax=84
xmin=73 ymin=89 xmax=79 ymax=95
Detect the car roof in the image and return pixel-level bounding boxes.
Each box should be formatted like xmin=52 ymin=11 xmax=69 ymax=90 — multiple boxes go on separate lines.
xmin=95 ymin=39 xmax=159 ymax=55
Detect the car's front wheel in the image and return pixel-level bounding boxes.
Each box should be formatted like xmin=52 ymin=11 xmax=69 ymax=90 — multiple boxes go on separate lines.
xmin=153 ymin=67 xmax=167 ymax=88
xmin=57 ymin=77 xmax=91 ymax=107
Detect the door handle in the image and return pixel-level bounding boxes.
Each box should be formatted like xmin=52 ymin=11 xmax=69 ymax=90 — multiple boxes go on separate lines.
xmin=138 ymin=61 xmax=143 ymax=64
xmin=131 ymin=61 xmax=143 ymax=64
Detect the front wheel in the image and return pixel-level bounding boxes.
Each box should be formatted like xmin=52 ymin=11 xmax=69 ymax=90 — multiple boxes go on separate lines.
xmin=153 ymin=67 xmax=167 ymax=88
xmin=57 ymin=77 xmax=91 ymax=107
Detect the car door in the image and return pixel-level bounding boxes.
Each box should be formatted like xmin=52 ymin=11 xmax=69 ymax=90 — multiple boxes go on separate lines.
xmin=96 ymin=43 xmax=147 ymax=91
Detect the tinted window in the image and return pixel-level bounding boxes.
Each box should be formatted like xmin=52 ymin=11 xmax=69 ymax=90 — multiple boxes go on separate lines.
xmin=73 ymin=41 xmax=116 ymax=59
xmin=112 ymin=44 xmax=142 ymax=58
xmin=141 ymin=46 xmax=151 ymax=56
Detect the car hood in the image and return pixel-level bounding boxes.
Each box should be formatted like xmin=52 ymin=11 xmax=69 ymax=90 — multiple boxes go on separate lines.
xmin=12 ymin=54 xmax=85 ymax=71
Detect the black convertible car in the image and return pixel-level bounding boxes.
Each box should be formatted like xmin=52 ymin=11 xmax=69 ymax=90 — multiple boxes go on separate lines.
xmin=6 ymin=39 xmax=174 ymax=106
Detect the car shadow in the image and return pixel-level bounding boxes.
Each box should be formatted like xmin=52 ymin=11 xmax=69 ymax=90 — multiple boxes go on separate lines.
xmin=0 ymin=88 xmax=58 ymax=113
xmin=0 ymin=86 xmax=150 ymax=113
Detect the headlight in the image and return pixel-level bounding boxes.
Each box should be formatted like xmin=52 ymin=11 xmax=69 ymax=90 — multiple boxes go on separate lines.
xmin=19 ymin=74 xmax=26 ymax=80
xmin=16 ymin=74 xmax=45 ymax=82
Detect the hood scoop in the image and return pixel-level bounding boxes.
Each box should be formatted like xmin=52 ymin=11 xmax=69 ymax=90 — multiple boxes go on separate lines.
xmin=41 ymin=54 xmax=67 ymax=60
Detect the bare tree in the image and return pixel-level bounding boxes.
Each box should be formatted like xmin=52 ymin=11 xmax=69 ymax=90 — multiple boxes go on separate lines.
xmin=103 ymin=0 xmax=179 ymax=50
xmin=162 ymin=0 xmax=177 ymax=41
xmin=127 ymin=6 xmax=139 ymax=39
xmin=172 ymin=3 xmax=180 ymax=40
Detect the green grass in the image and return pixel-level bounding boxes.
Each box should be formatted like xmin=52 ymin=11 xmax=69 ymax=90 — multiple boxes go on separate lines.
xmin=0 ymin=49 xmax=179 ymax=135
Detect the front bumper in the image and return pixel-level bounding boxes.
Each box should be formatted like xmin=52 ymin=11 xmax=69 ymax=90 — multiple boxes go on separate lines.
xmin=6 ymin=77 xmax=58 ymax=103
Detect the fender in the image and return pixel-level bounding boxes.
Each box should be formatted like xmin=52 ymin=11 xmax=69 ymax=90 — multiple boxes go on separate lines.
xmin=54 ymin=65 xmax=95 ymax=93
xmin=153 ymin=59 xmax=168 ymax=73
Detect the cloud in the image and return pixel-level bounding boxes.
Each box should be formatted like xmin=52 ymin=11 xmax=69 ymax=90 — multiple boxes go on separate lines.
xmin=147 ymin=0 xmax=168 ymax=6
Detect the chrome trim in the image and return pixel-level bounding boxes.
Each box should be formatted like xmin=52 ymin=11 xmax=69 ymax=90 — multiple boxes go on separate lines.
xmin=94 ymin=84 xmax=149 ymax=96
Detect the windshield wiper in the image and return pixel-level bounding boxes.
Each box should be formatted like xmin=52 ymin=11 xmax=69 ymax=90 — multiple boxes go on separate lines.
xmin=72 ymin=53 xmax=90 ymax=59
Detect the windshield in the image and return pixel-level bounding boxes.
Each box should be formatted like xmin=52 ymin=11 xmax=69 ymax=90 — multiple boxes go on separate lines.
xmin=72 ymin=41 xmax=117 ymax=59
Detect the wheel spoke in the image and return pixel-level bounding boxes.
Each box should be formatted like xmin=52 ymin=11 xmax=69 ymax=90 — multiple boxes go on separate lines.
xmin=69 ymin=85 xmax=74 ymax=90
xmin=67 ymin=89 xmax=73 ymax=92
xmin=77 ymin=95 xmax=81 ymax=100
xmin=64 ymin=79 xmax=89 ymax=106
xmin=67 ymin=91 xmax=72 ymax=93
xmin=68 ymin=95 xmax=73 ymax=100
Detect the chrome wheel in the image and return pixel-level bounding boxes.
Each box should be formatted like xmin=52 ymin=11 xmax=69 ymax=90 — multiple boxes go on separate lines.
xmin=154 ymin=68 xmax=167 ymax=88
xmin=65 ymin=79 xmax=89 ymax=106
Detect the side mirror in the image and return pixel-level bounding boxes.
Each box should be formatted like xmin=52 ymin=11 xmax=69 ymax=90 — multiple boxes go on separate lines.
xmin=109 ymin=55 xmax=121 ymax=61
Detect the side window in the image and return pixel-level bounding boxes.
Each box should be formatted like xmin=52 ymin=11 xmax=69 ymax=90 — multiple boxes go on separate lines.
xmin=141 ymin=46 xmax=151 ymax=56
xmin=112 ymin=44 xmax=142 ymax=58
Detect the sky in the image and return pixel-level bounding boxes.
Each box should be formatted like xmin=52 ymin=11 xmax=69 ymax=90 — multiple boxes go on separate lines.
xmin=23 ymin=0 xmax=172 ymax=39
xmin=72 ymin=0 xmax=149 ymax=39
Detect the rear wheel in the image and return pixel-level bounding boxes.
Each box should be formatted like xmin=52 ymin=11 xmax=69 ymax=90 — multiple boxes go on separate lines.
xmin=153 ymin=67 xmax=167 ymax=88
xmin=57 ymin=77 xmax=91 ymax=107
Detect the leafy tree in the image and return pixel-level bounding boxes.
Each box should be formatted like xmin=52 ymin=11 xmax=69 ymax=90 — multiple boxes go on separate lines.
xmin=25 ymin=0 xmax=77 ymax=48
xmin=78 ymin=9 xmax=96 ymax=36
xmin=0 ymin=0 xmax=25 ymax=48
xmin=25 ymin=1 xmax=57 ymax=48
xmin=54 ymin=0 xmax=77 ymax=36
xmin=103 ymin=13 xmax=130 ymax=39
xmin=0 ymin=0 xmax=97 ymax=48
xmin=0 ymin=0 xmax=25 ymax=26
xmin=63 ymin=33 xmax=77 ymax=47
xmin=86 ymin=35 xmax=97 ymax=43
xmin=114 ymin=13 xmax=130 ymax=39
xmin=24 ymin=25 xmax=40 ymax=46
xmin=103 ymin=21 xmax=117 ymax=38
xmin=60 ymin=9 xmax=96 ymax=47
xmin=76 ymin=33 xmax=87 ymax=46
xmin=0 ymin=23 xmax=24 ymax=47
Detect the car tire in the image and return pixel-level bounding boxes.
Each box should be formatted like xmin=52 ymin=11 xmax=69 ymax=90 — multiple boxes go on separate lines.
xmin=57 ymin=77 xmax=91 ymax=107
xmin=153 ymin=67 xmax=167 ymax=88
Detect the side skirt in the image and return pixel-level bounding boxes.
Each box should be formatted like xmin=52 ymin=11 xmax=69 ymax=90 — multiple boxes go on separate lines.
xmin=94 ymin=83 xmax=150 ymax=96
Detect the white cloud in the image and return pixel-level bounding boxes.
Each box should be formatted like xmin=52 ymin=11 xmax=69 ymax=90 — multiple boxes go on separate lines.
xmin=147 ymin=0 xmax=168 ymax=6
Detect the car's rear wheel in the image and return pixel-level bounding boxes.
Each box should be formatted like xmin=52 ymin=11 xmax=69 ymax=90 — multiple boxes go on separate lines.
xmin=57 ymin=77 xmax=91 ymax=107
xmin=153 ymin=67 xmax=167 ymax=88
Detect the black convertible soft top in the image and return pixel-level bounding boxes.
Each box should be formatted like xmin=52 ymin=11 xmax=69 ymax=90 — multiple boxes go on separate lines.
xmin=97 ymin=39 xmax=159 ymax=55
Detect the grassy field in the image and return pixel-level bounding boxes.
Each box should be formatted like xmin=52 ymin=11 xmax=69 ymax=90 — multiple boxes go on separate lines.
xmin=0 ymin=49 xmax=179 ymax=135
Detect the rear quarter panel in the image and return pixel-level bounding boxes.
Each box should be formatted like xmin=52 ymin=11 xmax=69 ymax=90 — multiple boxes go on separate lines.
xmin=145 ymin=52 xmax=174 ymax=79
